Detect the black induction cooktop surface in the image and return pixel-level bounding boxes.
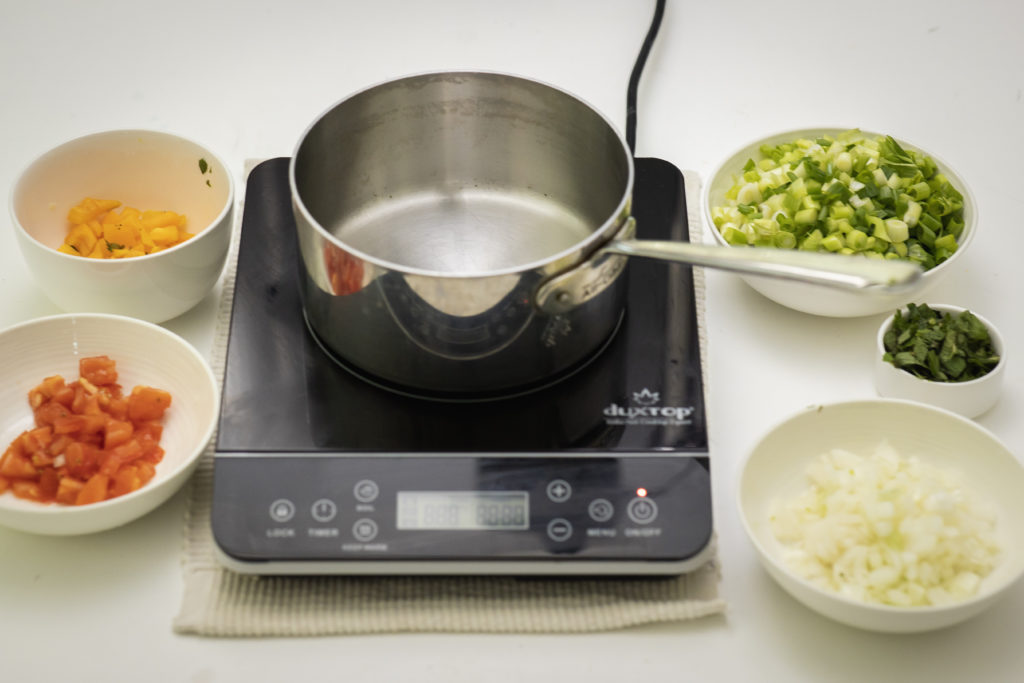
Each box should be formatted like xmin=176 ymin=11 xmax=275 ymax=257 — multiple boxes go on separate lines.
xmin=215 ymin=156 xmax=706 ymax=455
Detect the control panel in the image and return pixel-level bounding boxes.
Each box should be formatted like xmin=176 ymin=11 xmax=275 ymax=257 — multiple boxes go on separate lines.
xmin=211 ymin=453 xmax=712 ymax=574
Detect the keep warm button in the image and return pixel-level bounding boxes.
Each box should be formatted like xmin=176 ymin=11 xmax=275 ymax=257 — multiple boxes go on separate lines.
xmin=626 ymin=497 xmax=658 ymax=525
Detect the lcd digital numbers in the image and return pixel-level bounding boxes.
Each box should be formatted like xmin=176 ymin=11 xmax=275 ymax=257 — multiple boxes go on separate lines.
xmin=396 ymin=491 xmax=529 ymax=530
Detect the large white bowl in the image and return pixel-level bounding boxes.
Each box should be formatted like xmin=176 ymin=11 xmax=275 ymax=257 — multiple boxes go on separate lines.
xmin=875 ymin=304 xmax=1006 ymax=418
xmin=10 ymin=129 xmax=234 ymax=323
xmin=704 ymin=128 xmax=977 ymax=317
xmin=0 ymin=314 xmax=218 ymax=535
xmin=738 ymin=399 xmax=1024 ymax=633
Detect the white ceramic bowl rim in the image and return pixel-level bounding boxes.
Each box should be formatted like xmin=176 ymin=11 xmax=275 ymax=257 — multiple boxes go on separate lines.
xmin=0 ymin=312 xmax=219 ymax=516
xmin=737 ymin=398 xmax=1022 ymax=616
xmin=8 ymin=128 xmax=235 ymax=263
xmin=877 ymin=304 xmax=1005 ymax=386
xmin=703 ymin=126 xmax=978 ymax=280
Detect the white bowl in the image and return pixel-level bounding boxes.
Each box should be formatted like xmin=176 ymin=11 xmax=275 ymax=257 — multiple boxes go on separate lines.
xmin=10 ymin=129 xmax=234 ymax=323
xmin=738 ymin=399 xmax=1024 ymax=633
xmin=0 ymin=314 xmax=218 ymax=535
xmin=875 ymin=304 xmax=1005 ymax=418
xmin=704 ymin=128 xmax=976 ymax=317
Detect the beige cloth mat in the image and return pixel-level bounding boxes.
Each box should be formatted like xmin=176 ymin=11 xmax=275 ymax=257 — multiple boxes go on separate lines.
xmin=173 ymin=165 xmax=724 ymax=636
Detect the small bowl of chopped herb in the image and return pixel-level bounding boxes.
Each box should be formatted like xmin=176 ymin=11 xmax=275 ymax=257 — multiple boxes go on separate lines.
xmin=875 ymin=303 xmax=1005 ymax=418
xmin=704 ymin=128 xmax=976 ymax=317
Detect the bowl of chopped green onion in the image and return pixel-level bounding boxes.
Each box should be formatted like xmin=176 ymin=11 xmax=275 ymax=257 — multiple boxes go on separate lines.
xmin=704 ymin=128 xmax=976 ymax=317
xmin=875 ymin=303 xmax=1005 ymax=418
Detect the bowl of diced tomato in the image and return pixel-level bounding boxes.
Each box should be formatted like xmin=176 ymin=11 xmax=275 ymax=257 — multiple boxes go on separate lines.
xmin=0 ymin=313 xmax=218 ymax=535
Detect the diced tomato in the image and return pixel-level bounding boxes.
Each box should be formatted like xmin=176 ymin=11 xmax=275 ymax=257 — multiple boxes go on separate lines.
xmin=53 ymin=413 xmax=108 ymax=437
xmin=75 ymin=473 xmax=109 ymax=505
xmin=55 ymin=477 xmax=84 ymax=505
xmin=48 ymin=434 xmax=74 ymax=457
xmin=52 ymin=384 xmax=76 ymax=407
xmin=19 ymin=426 xmax=54 ymax=455
xmin=104 ymin=419 xmax=134 ymax=450
xmin=71 ymin=387 xmax=102 ymax=416
xmin=99 ymin=440 xmax=144 ymax=476
xmin=64 ymin=441 xmax=101 ymax=480
xmin=30 ymin=451 xmax=56 ymax=468
xmin=38 ymin=468 xmax=60 ymax=499
xmin=11 ymin=480 xmax=45 ymax=502
xmin=4 ymin=357 xmax=171 ymax=506
xmin=110 ymin=465 xmax=147 ymax=498
xmin=105 ymin=396 xmax=129 ymax=421
xmin=79 ymin=356 xmax=118 ymax=386
xmin=127 ymin=386 xmax=172 ymax=421
xmin=33 ymin=401 xmax=71 ymax=428
xmin=135 ymin=461 xmax=156 ymax=484
xmin=29 ymin=375 xmax=69 ymax=408
xmin=0 ymin=448 xmax=38 ymax=479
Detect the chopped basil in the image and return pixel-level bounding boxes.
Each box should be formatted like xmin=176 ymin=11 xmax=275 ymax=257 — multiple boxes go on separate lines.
xmin=206 ymin=179 xmax=211 ymax=187
xmin=105 ymin=240 xmax=124 ymax=251
xmin=198 ymin=157 xmax=209 ymax=174
xmin=882 ymin=303 xmax=1000 ymax=382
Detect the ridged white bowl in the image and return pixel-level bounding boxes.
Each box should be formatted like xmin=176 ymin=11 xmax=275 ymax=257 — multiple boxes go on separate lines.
xmin=0 ymin=313 xmax=218 ymax=535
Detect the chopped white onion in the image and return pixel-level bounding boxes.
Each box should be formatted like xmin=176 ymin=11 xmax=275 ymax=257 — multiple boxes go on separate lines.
xmin=770 ymin=441 xmax=1000 ymax=607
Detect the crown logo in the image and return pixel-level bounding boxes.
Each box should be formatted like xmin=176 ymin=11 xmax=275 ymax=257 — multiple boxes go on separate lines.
xmin=632 ymin=388 xmax=659 ymax=406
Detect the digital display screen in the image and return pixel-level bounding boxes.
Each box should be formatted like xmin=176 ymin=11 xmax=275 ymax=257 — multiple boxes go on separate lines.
xmin=396 ymin=491 xmax=529 ymax=530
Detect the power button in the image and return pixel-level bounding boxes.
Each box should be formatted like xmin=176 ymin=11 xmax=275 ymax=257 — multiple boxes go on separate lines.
xmin=626 ymin=497 xmax=658 ymax=525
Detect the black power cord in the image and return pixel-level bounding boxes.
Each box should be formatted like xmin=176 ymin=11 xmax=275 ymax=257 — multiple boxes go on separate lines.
xmin=625 ymin=0 xmax=666 ymax=156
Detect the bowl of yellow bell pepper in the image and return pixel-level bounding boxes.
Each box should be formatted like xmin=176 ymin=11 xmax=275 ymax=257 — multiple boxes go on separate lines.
xmin=10 ymin=129 xmax=234 ymax=323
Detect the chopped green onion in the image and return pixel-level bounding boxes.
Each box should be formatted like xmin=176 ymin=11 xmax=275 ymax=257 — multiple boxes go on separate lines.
xmin=711 ymin=129 xmax=965 ymax=271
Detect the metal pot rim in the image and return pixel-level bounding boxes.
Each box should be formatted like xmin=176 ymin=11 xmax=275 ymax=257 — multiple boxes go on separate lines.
xmin=288 ymin=69 xmax=635 ymax=280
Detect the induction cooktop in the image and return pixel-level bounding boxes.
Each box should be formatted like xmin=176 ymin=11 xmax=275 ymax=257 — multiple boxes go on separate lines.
xmin=210 ymin=156 xmax=713 ymax=575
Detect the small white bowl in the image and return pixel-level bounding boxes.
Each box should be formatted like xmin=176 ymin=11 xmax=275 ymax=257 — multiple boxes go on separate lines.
xmin=0 ymin=313 xmax=218 ymax=535
xmin=875 ymin=304 xmax=1005 ymax=418
xmin=738 ymin=399 xmax=1024 ymax=633
xmin=704 ymin=128 xmax=976 ymax=317
xmin=10 ymin=129 xmax=234 ymax=323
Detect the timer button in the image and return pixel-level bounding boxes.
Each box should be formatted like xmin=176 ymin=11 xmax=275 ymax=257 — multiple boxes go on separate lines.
xmin=546 ymin=479 xmax=572 ymax=503
xmin=546 ymin=518 xmax=573 ymax=542
xmin=354 ymin=479 xmax=380 ymax=503
xmin=352 ymin=518 xmax=379 ymax=542
xmin=626 ymin=497 xmax=658 ymax=525
xmin=311 ymin=498 xmax=337 ymax=523
xmin=269 ymin=498 xmax=295 ymax=523
xmin=588 ymin=498 xmax=615 ymax=523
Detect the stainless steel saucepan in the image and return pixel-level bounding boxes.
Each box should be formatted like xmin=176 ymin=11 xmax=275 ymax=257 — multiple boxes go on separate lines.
xmin=291 ymin=72 xmax=919 ymax=396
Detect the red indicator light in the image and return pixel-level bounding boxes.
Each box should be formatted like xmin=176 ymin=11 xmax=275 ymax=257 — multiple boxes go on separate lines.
xmin=636 ymin=487 xmax=648 ymax=497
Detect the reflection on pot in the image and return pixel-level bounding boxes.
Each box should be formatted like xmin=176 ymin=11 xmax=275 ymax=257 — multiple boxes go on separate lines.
xmin=380 ymin=271 xmax=535 ymax=361
xmin=323 ymin=241 xmax=364 ymax=295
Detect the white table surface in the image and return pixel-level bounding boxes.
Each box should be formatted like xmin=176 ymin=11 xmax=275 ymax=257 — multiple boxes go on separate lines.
xmin=2 ymin=1 xmax=1021 ymax=680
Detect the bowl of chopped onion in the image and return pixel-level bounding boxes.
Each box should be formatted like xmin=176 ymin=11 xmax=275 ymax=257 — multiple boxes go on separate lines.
xmin=0 ymin=313 xmax=218 ymax=535
xmin=875 ymin=303 xmax=1005 ymax=418
xmin=704 ymin=128 xmax=976 ymax=317
xmin=738 ymin=399 xmax=1024 ymax=633
xmin=9 ymin=129 xmax=235 ymax=323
